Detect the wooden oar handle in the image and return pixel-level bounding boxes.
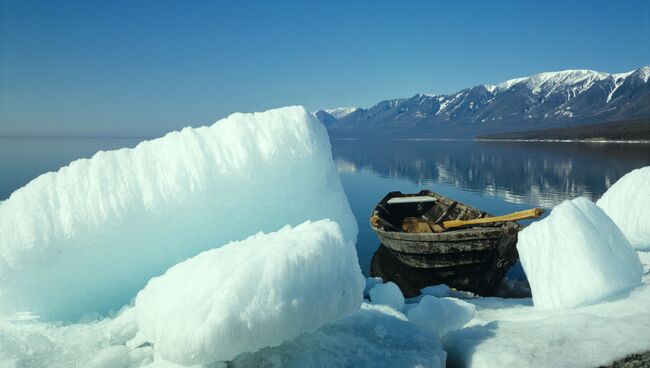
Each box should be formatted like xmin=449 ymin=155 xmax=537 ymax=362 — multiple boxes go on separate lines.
xmin=442 ymin=208 xmax=544 ymax=229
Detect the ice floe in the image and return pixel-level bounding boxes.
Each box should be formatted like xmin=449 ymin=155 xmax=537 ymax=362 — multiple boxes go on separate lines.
xmin=135 ymin=220 xmax=364 ymax=365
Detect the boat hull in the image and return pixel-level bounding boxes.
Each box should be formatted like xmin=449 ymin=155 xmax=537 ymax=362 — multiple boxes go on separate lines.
xmin=369 ymin=190 xmax=521 ymax=297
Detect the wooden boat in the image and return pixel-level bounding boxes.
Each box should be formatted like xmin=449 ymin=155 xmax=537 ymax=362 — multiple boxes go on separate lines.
xmin=369 ymin=190 xmax=537 ymax=297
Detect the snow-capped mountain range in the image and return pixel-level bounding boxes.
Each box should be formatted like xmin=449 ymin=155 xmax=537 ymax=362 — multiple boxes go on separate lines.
xmin=324 ymin=107 xmax=359 ymax=119
xmin=316 ymin=66 xmax=650 ymax=138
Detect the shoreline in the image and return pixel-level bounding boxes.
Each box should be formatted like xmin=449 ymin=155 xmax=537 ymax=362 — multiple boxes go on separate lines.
xmin=602 ymin=351 xmax=650 ymax=368
xmin=331 ymin=137 xmax=650 ymax=144
xmin=474 ymin=138 xmax=650 ymax=144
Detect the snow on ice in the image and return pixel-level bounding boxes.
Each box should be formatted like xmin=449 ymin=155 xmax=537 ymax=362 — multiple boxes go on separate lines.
xmin=597 ymin=166 xmax=650 ymax=249
xmin=135 ymin=220 xmax=364 ymax=365
xmin=0 ymin=307 xmax=146 ymax=368
xmin=0 ymin=300 xmax=448 ymax=367
xmin=444 ymin=275 xmax=650 ymax=368
xmin=4 ymin=269 xmax=650 ymax=367
xmin=229 ymin=303 xmax=446 ymax=368
xmin=0 ymin=106 xmax=357 ymax=321
xmin=517 ymin=197 xmax=642 ymax=309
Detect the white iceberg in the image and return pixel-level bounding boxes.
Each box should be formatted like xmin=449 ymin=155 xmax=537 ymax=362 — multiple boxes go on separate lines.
xmin=597 ymin=166 xmax=650 ymax=249
xmin=134 ymin=219 xmax=364 ymax=365
xmin=517 ymin=197 xmax=642 ymax=309
xmin=0 ymin=106 xmax=357 ymax=321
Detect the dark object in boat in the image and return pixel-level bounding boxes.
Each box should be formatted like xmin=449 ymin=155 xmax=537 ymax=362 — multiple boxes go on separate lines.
xmin=369 ymin=190 xmax=522 ymax=297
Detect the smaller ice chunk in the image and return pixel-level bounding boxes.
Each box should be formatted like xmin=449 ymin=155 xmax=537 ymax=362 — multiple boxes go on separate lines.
xmin=406 ymin=296 xmax=476 ymax=338
xmin=420 ymin=284 xmax=452 ymax=298
xmin=364 ymin=277 xmax=383 ymax=298
xmin=597 ymin=167 xmax=650 ymax=249
xmin=517 ymin=197 xmax=643 ymax=309
xmin=0 ymin=307 xmax=142 ymax=368
xmin=369 ymin=282 xmax=405 ymax=311
xmin=135 ymin=219 xmax=364 ymax=365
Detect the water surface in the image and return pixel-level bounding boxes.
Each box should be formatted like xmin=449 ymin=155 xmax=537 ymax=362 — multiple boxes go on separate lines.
xmin=332 ymin=139 xmax=650 ymax=273
xmin=2 ymin=137 xmax=649 ymax=274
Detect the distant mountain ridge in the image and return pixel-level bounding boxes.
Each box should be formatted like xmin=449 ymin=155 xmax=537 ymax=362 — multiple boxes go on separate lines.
xmin=316 ymin=66 xmax=650 ymax=138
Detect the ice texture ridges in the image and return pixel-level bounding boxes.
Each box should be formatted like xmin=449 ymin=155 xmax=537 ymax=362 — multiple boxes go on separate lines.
xmin=135 ymin=220 xmax=364 ymax=365
xmin=0 ymin=106 xmax=357 ymax=321
xmin=517 ymin=197 xmax=642 ymax=309
xmin=597 ymin=166 xmax=650 ymax=249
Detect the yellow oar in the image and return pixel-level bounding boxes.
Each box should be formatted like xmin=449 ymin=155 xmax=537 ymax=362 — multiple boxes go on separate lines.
xmin=442 ymin=208 xmax=544 ymax=229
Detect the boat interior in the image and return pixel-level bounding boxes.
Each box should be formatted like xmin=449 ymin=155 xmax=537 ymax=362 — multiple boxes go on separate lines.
xmin=371 ymin=190 xmax=489 ymax=233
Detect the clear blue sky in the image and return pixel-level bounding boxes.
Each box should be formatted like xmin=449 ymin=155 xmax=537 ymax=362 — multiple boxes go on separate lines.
xmin=1 ymin=0 xmax=649 ymax=137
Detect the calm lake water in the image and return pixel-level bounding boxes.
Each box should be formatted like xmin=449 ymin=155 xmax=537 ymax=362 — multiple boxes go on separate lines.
xmin=2 ymin=137 xmax=650 ymax=274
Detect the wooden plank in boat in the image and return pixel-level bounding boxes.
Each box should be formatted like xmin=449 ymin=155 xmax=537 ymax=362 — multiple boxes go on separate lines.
xmin=387 ymin=196 xmax=437 ymax=204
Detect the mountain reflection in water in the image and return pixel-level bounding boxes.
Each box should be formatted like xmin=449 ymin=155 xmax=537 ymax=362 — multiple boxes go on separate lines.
xmin=331 ymin=139 xmax=650 ymax=208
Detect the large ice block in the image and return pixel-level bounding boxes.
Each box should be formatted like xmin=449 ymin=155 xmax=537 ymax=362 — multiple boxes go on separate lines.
xmin=134 ymin=220 xmax=364 ymax=365
xmin=0 ymin=106 xmax=357 ymax=321
xmin=517 ymin=197 xmax=642 ymax=309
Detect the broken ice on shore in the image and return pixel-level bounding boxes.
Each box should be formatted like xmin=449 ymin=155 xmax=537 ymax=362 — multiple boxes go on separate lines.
xmin=1 ymin=103 xmax=650 ymax=367
xmin=517 ymin=196 xmax=642 ymax=310
xmin=443 ymin=266 xmax=650 ymax=368
xmin=597 ymin=166 xmax=650 ymax=250
xmin=0 ymin=106 xmax=357 ymax=322
xmin=135 ymin=219 xmax=365 ymax=365
xmin=443 ymin=178 xmax=650 ymax=368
